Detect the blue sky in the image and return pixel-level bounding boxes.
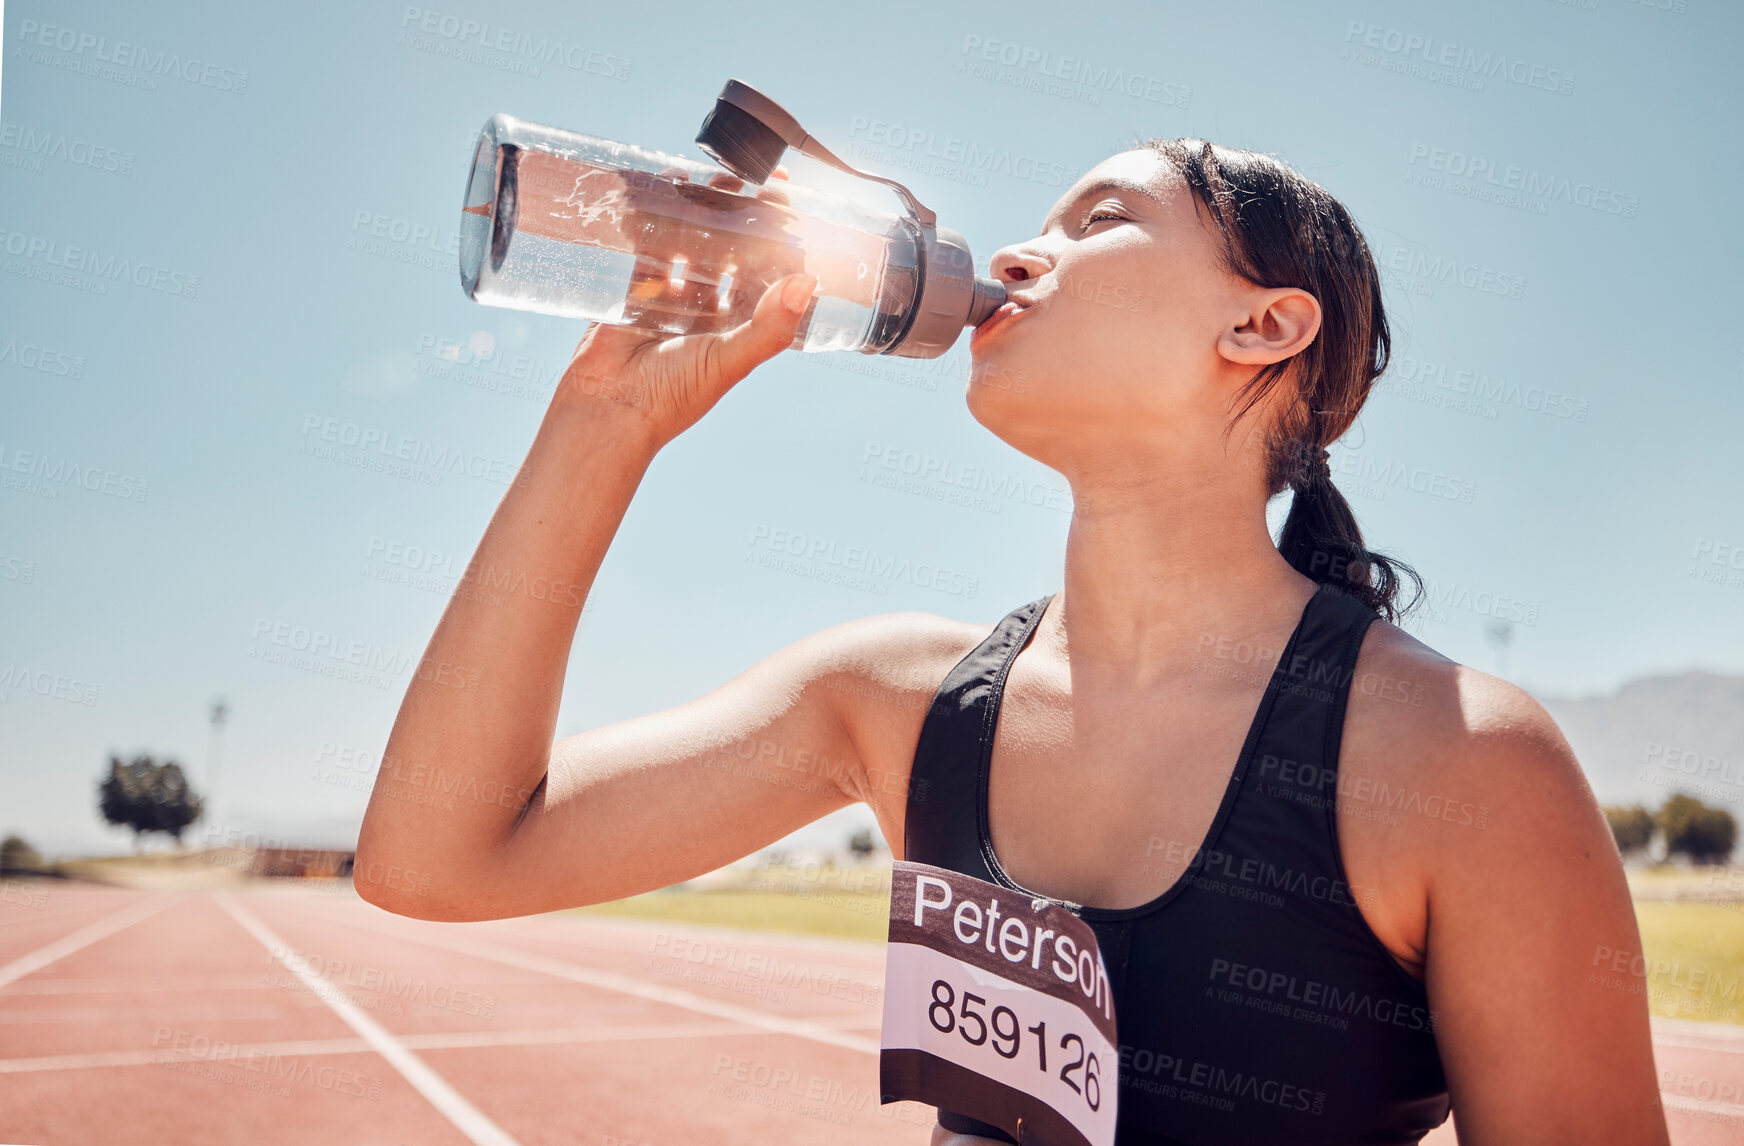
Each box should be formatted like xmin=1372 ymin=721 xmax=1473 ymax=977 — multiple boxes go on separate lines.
xmin=2 ymin=0 xmax=1739 ymax=856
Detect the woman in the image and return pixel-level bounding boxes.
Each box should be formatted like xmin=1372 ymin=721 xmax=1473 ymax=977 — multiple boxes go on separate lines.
xmin=356 ymin=139 xmax=1668 ymax=1144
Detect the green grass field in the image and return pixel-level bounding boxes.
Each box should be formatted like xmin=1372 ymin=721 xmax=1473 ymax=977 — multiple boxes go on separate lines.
xmin=574 ymin=885 xmax=893 ymax=941
xmin=576 ymin=885 xmax=1744 ymax=1026
xmin=1632 ymin=901 xmax=1744 ymax=1026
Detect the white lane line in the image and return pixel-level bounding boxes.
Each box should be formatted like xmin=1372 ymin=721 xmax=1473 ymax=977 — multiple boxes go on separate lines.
xmin=0 ymin=895 xmax=170 ymax=990
xmin=297 ymin=906 xmax=880 ymax=1056
xmin=0 ymin=897 xmax=131 ymax=930
xmin=1655 ymin=1032 xmax=1744 ymax=1056
xmin=4 ymin=972 xmax=324 ymax=995
xmin=216 ymin=894 xmax=521 ymax=1146
xmin=395 ymin=1018 xmax=781 ymax=1052
xmin=0 ymin=1003 xmax=289 ymax=1025
xmin=0 ymin=1037 xmax=372 ymax=1073
xmin=0 ymin=1015 xmax=862 ymax=1073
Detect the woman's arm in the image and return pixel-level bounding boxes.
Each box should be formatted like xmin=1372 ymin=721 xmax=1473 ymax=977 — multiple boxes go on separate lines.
xmin=354 ymin=270 xmax=892 ymax=921
xmin=1419 ymin=673 xmax=1669 ymax=1145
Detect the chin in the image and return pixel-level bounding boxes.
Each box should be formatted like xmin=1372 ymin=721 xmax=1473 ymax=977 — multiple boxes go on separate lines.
xmin=966 ymin=347 xmax=1034 ymax=400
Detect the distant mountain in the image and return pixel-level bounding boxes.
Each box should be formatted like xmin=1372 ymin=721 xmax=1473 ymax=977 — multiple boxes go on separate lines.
xmin=1529 ymin=672 xmax=1744 ymax=813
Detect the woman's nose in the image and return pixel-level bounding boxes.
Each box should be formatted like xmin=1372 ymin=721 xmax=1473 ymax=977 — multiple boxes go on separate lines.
xmin=990 ymin=243 xmax=1050 ymax=284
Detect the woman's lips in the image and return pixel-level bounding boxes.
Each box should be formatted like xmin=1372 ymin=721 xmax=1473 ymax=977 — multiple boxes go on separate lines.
xmin=970 ymin=299 xmax=1030 ymax=350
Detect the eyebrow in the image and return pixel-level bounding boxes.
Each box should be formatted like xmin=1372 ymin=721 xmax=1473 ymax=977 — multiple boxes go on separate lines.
xmin=1042 ymin=176 xmax=1166 ymax=232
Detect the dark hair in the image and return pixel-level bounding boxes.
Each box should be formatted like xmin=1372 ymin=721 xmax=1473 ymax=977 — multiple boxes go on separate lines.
xmin=1144 ymin=137 xmax=1423 ymax=624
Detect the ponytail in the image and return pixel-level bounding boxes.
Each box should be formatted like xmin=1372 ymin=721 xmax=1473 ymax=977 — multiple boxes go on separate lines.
xmin=1274 ymin=435 xmax=1422 ymax=623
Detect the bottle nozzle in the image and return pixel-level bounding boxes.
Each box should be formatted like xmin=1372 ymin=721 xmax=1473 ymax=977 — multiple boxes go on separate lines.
xmin=967 ymin=277 xmax=1007 ymax=327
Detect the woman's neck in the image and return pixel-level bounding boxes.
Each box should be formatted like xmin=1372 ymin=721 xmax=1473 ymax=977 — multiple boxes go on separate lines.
xmin=1042 ymin=473 xmax=1314 ymax=687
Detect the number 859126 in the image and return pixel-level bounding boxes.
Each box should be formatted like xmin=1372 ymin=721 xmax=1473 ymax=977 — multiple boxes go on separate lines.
xmin=926 ymin=978 xmax=1103 ymax=1111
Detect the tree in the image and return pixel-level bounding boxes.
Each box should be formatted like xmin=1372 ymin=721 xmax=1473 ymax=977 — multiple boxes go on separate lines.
xmin=0 ymin=834 xmax=44 ymax=875
xmin=1602 ymin=805 xmax=1655 ymax=857
xmin=97 ymin=754 xmax=204 ymax=847
xmin=1656 ymin=793 xmax=1737 ymax=865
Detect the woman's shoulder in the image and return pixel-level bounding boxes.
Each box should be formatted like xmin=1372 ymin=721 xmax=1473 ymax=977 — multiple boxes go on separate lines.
xmin=1351 ymin=618 xmax=1582 ymax=773
xmin=1336 ymin=618 xmax=1613 ymax=977
xmin=804 ymin=607 xmax=1010 ymax=697
xmin=799 ymin=605 xmax=1011 ymax=732
xmin=1345 ymin=617 xmax=1604 ymax=859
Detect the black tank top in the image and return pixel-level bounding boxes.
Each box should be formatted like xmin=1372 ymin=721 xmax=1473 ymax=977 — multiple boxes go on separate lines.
xmin=903 ymin=584 xmax=1452 ymax=1145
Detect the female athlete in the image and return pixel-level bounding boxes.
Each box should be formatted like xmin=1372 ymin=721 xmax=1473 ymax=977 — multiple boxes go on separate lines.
xmin=357 ymin=139 xmax=1667 ymax=1145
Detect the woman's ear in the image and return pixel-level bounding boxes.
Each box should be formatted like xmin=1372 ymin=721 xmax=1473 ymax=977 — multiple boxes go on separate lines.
xmin=1217 ymin=286 xmax=1321 ymax=365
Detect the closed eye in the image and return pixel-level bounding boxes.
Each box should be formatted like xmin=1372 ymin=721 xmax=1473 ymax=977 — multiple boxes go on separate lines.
xmin=1081 ymin=207 xmax=1127 ymax=232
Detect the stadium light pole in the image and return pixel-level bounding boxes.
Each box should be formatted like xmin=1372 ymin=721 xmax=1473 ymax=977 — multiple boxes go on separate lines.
xmin=1484 ymin=620 xmax=1514 ymax=682
xmin=205 ymin=697 xmax=230 ymax=845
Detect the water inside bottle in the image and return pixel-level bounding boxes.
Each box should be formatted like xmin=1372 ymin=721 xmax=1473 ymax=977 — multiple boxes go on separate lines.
xmin=462 ymin=143 xmax=892 ymax=351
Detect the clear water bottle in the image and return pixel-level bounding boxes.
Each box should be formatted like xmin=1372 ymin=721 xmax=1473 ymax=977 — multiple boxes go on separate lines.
xmin=458 ymin=99 xmax=1004 ymax=357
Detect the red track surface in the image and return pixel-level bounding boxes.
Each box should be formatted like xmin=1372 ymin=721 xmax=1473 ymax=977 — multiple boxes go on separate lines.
xmin=1 ymin=881 xmax=1739 ymax=1145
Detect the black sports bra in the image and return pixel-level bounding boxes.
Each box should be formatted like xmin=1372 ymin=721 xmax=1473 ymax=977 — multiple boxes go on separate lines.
xmin=902 ymin=584 xmax=1451 ymax=1144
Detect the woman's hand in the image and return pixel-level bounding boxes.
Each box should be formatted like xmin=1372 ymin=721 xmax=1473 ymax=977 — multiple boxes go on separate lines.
xmin=555 ymin=165 xmax=814 ymax=452
xmin=557 ymin=268 xmax=816 ymax=451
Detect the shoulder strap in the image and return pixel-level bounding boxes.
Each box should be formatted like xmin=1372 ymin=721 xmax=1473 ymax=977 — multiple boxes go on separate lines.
xmin=901 ymin=596 xmax=1053 ymax=874
xmin=1223 ymin=583 xmax=1381 ymax=883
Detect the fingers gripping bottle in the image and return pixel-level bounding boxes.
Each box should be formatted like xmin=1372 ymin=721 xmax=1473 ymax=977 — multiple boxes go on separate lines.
xmin=458 ymin=79 xmax=1006 ymax=357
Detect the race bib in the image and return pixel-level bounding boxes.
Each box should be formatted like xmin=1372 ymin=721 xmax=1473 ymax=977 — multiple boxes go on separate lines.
xmin=879 ymin=861 xmax=1118 ymax=1146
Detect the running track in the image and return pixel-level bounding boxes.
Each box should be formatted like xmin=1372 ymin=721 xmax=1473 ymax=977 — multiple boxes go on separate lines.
xmin=0 ymin=881 xmax=1740 ymax=1144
